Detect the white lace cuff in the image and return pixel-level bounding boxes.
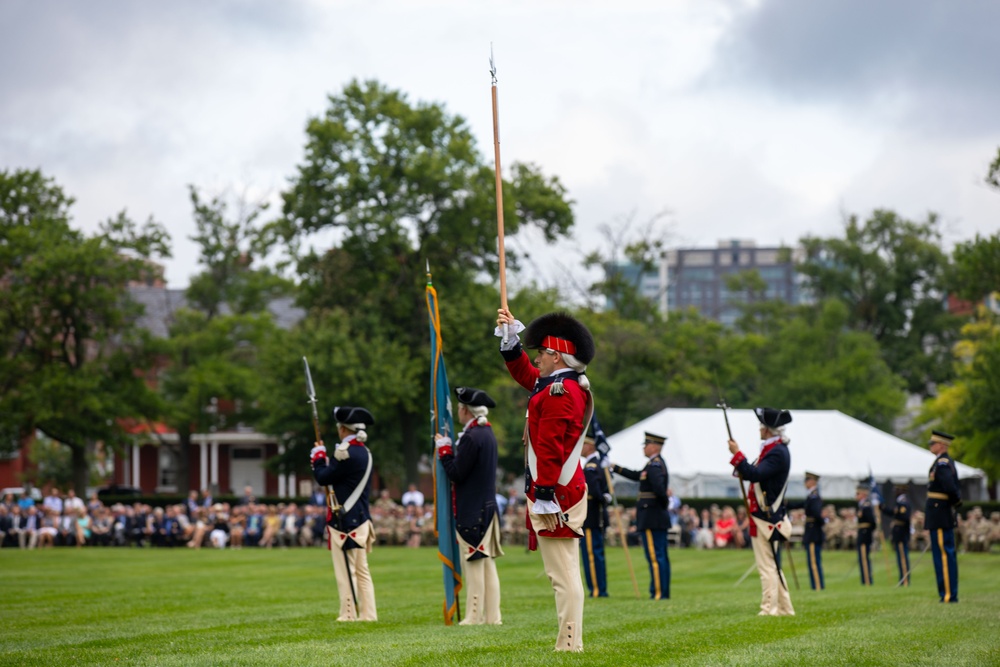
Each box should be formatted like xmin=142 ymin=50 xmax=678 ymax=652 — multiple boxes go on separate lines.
xmin=531 ymin=499 xmax=560 ymax=515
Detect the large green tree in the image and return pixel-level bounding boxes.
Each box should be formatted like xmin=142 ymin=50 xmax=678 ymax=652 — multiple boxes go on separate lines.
xmin=0 ymin=169 xmax=170 ymax=494
xmin=275 ymin=80 xmax=574 ymax=483
xmin=798 ymin=209 xmax=960 ymax=396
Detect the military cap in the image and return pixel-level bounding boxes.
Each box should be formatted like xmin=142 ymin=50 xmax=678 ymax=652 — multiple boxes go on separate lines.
xmin=583 ymin=435 xmax=595 ymax=446
xmin=454 ymin=386 xmax=495 ymax=408
xmin=856 ymin=481 xmax=871 ymax=493
xmin=331 ymin=406 xmax=374 ymax=426
xmin=754 ymin=407 xmax=792 ymax=429
xmin=644 ymin=432 xmax=667 ymax=446
xmin=930 ymin=430 xmax=954 ymax=446
xmin=523 ymin=312 xmax=595 ymax=364
xmin=804 ymin=471 xmax=820 ymax=481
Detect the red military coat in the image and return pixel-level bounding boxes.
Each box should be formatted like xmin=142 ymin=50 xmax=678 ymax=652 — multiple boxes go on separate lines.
xmin=504 ymin=347 xmax=589 ymax=539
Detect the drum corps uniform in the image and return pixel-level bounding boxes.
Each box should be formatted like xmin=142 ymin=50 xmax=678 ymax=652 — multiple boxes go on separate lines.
xmin=311 ymin=406 xmax=377 ymax=621
xmin=500 ymin=311 xmax=594 ymax=652
xmin=438 ymin=386 xmax=504 ymax=625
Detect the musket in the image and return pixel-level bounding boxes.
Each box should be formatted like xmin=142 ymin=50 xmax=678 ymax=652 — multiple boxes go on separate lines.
xmin=490 ymin=45 xmax=509 ymax=344
xmin=303 ymin=356 xmax=358 ymax=612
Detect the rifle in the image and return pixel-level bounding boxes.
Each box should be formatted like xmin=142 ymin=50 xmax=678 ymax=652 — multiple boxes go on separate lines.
xmin=303 ymin=356 xmax=357 ymax=612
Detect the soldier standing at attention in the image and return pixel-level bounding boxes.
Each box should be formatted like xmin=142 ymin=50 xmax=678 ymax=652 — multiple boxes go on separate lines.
xmin=496 ymin=308 xmax=594 ymax=652
xmin=728 ymin=407 xmax=794 ymax=617
xmin=580 ymin=435 xmax=610 ymax=598
xmin=926 ymin=430 xmax=961 ymax=603
xmin=310 ymin=406 xmax=378 ymax=622
xmin=882 ymin=492 xmax=913 ymax=586
xmin=856 ymin=483 xmax=876 ymax=586
xmin=612 ymin=433 xmax=671 ymax=600
xmin=788 ymin=472 xmax=825 ymax=590
xmin=436 ymin=386 xmax=504 ymax=625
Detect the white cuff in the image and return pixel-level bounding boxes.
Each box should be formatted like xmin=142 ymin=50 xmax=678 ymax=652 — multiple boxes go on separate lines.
xmin=494 ymin=320 xmax=525 ymax=350
xmin=531 ymin=499 xmax=560 ymax=515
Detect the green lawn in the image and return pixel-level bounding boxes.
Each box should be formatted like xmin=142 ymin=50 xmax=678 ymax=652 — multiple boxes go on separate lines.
xmin=1 ymin=544 xmax=997 ymax=666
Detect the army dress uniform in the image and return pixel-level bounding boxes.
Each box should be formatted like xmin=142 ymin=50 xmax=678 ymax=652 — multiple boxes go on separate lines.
xmin=926 ymin=431 xmax=961 ymax=603
xmin=311 ymin=406 xmax=377 ymax=622
xmin=882 ymin=493 xmax=912 ymax=586
xmin=856 ymin=486 xmax=876 ymax=586
xmin=730 ymin=408 xmax=794 ymax=617
xmin=580 ymin=446 xmax=610 ymax=598
xmin=438 ymin=387 xmax=504 ymax=625
xmin=612 ymin=433 xmax=671 ymax=600
xmin=500 ymin=311 xmax=594 ymax=652
xmin=787 ymin=472 xmax=824 ymax=590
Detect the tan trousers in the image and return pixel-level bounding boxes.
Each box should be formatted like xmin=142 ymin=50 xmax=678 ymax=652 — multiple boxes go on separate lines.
xmin=457 ymin=538 xmax=503 ymax=625
xmin=538 ymin=536 xmax=584 ymax=652
xmin=751 ymin=531 xmax=794 ymax=616
xmin=330 ymin=540 xmax=377 ymax=621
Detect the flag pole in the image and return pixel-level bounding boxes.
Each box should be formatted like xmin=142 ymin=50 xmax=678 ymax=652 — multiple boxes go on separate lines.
xmin=490 ymin=45 xmax=509 ymax=342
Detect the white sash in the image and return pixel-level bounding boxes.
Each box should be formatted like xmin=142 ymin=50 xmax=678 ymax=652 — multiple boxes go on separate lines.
xmin=526 ymin=387 xmax=595 ymax=487
xmin=342 ymin=448 xmax=373 ymax=514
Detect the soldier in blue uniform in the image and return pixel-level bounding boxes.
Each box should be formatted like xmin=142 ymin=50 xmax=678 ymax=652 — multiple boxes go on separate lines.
xmin=612 ymin=432 xmax=670 ymax=600
xmin=436 ymin=387 xmax=504 ymax=625
xmin=855 ymin=482 xmax=876 ymax=586
xmin=310 ymin=406 xmax=377 ymax=622
xmin=580 ymin=435 xmax=610 ymax=598
xmin=881 ymin=492 xmax=912 ymax=586
xmin=788 ymin=471 xmax=824 ymax=590
xmin=926 ymin=430 xmax=961 ymax=603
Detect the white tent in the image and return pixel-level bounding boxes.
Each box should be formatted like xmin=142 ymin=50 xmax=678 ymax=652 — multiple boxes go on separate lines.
xmin=607 ymin=408 xmax=987 ymax=501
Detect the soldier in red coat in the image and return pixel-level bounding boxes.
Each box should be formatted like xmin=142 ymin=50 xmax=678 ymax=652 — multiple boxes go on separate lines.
xmin=496 ymin=308 xmax=594 ymax=652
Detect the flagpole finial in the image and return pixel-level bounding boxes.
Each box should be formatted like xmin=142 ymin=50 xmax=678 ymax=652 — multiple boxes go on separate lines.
xmin=426 ymin=258 xmax=432 ymax=285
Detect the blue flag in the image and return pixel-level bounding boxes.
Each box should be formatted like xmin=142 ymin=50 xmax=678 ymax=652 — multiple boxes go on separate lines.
xmin=866 ymin=466 xmax=883 ymax=506
xmin=590 ymin=412 xmax=611 ymax=458
xmin=426 ymin=275 xmax=462 ymax=625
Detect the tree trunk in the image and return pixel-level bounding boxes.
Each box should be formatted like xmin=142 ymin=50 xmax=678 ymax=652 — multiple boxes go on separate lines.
xmin=71 ymin=443 xmax=88 ymax=497
xmin=400 ymin=408 xmax=418 ymax=485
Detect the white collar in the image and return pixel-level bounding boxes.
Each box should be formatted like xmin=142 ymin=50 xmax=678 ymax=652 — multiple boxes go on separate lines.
xmin=583 ymin=451 xmax=599 ymax=464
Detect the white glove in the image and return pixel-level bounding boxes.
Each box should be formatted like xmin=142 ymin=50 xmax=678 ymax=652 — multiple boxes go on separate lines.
xmin=435 ymin=436 xmax=453 ymax=450
xmin=310 ymin=444 xmax=327 ymax=463
xmin=494 ymin=319 xmax=525 ymax=351
xmin=599 ymin=457 xmax=611 ymax=469
xmin=603 ymin=493 xmax=613 ymax=505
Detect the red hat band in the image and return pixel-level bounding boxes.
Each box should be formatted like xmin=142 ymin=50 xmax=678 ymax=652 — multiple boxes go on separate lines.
xmin=541 ymin=335 xmax=576 ymax=355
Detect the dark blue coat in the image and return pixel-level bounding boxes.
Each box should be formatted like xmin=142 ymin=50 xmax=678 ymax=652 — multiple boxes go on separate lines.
xmin=312 ymin=441 xmax=372 ymax=535
xmin=734 ymin=441 xmax=790 ymax=527
xmin=440 ymin=422 xmax=499 ymax=548
xmin=925 ymin=453 xmax=961 ymax=530
xmin=856 ymin=500 xmax=876 ymax=546
xmin=788 ymin=488 xmax=824 ymax=544
xmin=582 ymin=454 xmax=610 ymax=531
xmin=881 ymin=497 xmax=912 ymax=543
xmin=614 ymin=454 xmax=669 ymax=531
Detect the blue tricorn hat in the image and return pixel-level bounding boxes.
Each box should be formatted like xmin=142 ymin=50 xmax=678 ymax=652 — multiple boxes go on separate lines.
xmin=454 ymin=387 xmax=495 ymax=408
xmin=331 ymin=406 xmax=374 ymax=426
xmin=754 ymin=407 xmax=792 ymax=429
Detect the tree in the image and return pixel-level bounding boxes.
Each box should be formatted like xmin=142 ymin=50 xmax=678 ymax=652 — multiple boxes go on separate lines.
xmin=951 ymin=233 xmax=1000 ymax=302
xmin=0 ymin=169 xmax=170 ymax=494
xmin=798 ymin=210 xmax=960 ymax=396
xmin=920 ymin=315 xmax=1000 ymax=483
xmin=145 ymin=187 xmax=290 ymax=494
xmin=275 ymin=79 xmax=575 ymax=483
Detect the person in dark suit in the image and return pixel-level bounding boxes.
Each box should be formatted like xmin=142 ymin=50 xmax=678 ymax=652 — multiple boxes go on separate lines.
xmin=728 ymin=407 xmax=794 ymax=616
xmin=925 ymin=430 xmax=961 ymax=603
xmin=437 ymin=386 xmax=504 ymax=625
xmin=855 ymin=483 xmax=876 ymax=586
xmin=580 ymin=435 xmax=610 ymax=598
xmin=788 ymin=471 xmax=824 ymax=590
xmin=882 ymin=492 xmax=912 ymax=586
xmin=612 ymin=432 xmax=671 ymax=600
xmin=311 ymin=406 xmax=378 ymax=621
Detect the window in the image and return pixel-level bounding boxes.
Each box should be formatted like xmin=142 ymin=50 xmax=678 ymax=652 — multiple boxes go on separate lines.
xmin=158 ymin=449 xmax=177 ymax=488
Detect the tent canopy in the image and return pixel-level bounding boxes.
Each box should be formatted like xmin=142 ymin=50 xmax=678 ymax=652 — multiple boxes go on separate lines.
xmin=606 ymin=408 xmax=985 ymax=500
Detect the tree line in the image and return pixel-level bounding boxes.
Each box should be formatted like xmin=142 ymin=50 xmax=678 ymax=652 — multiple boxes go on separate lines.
xmin=2 ymin=79 xmax=998 ymax=494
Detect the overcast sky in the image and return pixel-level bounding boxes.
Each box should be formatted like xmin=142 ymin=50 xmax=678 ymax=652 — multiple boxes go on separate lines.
xmin=3 ymin=0 xmax=999 ymax=292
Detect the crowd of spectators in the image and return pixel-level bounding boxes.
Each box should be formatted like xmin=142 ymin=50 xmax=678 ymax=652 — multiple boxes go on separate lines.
xmin=3 ymin=486 xmax=998 ymax=553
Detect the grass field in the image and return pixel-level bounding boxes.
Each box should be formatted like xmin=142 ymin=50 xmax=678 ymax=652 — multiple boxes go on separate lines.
xmin=1 ymin=544 xmax=998 ymax=666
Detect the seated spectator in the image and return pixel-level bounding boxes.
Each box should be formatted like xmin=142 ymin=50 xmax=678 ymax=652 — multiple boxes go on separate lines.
xmin=244 ymin=504 xmax=264 ymax=547
xmin=229 ymin=506 xmax=245 ymax=549
xmin=64 ymin=489 xmax=85 ymax=514
xmin=260 ymin=506 xmax=280 ymax=548
xmin=401 ymin=483 xmax=425 ymax=509
xmin=735 ymin=505 xmax=750 ymax=548
xmin=188 ymin=508 xmax=209 ymax=549
xmin=42 ymin=488 xmax=63 ymax=517
xmin=91 ymin=507 xmax=112 ymax=546
xmin=713 ymin=506 xmax=738 ymax=548
xmin=278 ymin=504 xmax=300 ymax=548
xmin=20 ymin=506 xmax=41 ymax=549
xmin=0 ymin=505 xmax=13 ymax=547
xmin=37 ymin=508 xmax=59 ymax=548
xmin=694 ymin=508 xmax=714 ymax=549
xmin=74 ymin=507 xmax=92 ymax=548
xmin=405 ymin=504 xmax=422 ymax=548
xmin=209 ymin=505 xmax=229 ymax=549
xmin=58 ymin=510 xmax=77 ymax=547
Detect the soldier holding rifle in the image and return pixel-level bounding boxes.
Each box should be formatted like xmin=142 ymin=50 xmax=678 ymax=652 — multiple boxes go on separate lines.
xmin=726 ymin=407 xmax=795 ymax=616
xmin=310 ymin=406 xmax=378 ymax=622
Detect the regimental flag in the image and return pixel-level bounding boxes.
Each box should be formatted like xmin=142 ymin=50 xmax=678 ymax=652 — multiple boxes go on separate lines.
xmin=590 ymin=412 xmax=611 ymax=458
xmin=426 ymin=272 xmax=462 ymax=625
